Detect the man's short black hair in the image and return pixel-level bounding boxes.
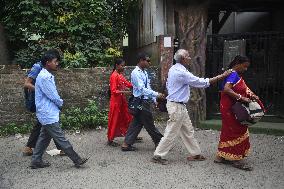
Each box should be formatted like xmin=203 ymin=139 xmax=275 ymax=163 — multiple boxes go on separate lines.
xmin=137 ymin=52 xmax=150 ymax=62
xmin=41 ymin=49 xmax=61 ymax=66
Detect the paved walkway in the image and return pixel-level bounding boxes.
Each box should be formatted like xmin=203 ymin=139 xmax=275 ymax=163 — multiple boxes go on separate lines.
xmin=0 ymin=122 xmax=283 ymax=189
xmin=199 ymin=119 xmax=284 ymax=135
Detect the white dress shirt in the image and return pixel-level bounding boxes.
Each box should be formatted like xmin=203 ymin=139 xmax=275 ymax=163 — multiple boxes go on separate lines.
xmin=166 ymin=63 xmax=210 ymax=103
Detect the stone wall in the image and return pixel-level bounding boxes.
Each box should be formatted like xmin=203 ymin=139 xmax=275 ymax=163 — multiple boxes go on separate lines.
xmin=0 ymin=65 xmax=164 ymax=127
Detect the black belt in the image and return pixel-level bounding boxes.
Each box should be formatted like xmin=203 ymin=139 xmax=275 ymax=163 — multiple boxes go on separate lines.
xmin=170 ymin=101 xmax=186 ymax=105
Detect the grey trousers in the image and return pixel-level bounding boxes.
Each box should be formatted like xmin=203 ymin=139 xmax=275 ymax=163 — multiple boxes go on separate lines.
xmin=125 ymin=100 xmax=163 ymax=146
xmin=31 ymin=122 xmax=81 ymax=164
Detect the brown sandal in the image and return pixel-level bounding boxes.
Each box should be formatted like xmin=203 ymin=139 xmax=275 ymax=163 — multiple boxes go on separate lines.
xmin=187 ymin=155 xmax=206 ymax=161
xmin=107 ymin=141 xmax=120 ymax=147
xmin=214 ymin=157 xmax=230 ymax=164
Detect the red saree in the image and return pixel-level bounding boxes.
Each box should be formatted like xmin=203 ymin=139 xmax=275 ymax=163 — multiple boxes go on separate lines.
xmin=107 ymin=71 xmax=133 ymax=141
xmin=217 ymin=77 xmax=252 ymax=160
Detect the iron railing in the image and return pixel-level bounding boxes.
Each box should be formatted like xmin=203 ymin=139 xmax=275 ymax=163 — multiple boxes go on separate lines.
xmin=206 ymin=32 xmax=284 ymax=118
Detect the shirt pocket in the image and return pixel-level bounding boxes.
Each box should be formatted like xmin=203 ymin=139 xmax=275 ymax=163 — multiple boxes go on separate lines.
xmin=167 ymin=102 xmax=179 ymax=121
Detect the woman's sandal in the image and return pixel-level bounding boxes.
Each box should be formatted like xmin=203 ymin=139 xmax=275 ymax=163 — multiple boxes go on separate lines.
xmin=214 ymin=157 xmax=230 ymax=164
xmin=107 ymin=141 xmax=120 ymax=147
xmin=187 ymin=155 xmax=206 ymax=161
xmin=231 ymin=161 xmax=253 ymax=171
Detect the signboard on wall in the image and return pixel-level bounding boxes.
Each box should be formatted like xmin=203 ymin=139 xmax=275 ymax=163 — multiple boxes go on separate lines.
xmin=164 ymin=37 xmax=172 ymax=47
xmin=223 ymin=39 xmax=246 ymax=69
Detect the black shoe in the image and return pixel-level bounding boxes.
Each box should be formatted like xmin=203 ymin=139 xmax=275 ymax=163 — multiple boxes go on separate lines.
xmin=30 ymin=162 xmax=51 ymax=169
xmin=151 ymin=156 xmax=169 ymax=165
xmin=121 ymin=145 xmax=137 ymax=152
xmin=74 ymin=157 xmax=89 ymax=168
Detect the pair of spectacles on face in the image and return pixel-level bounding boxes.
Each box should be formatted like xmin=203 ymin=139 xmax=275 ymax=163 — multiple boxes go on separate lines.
xmin=144 ymin=58 xmax=151 ymax=63
xmin=183 ymin=55 xmax=191 ymax=60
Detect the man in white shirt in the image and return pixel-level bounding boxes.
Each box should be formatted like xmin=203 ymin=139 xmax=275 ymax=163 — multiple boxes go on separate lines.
xmin=152 ymin=49 xmax=232 ymax=165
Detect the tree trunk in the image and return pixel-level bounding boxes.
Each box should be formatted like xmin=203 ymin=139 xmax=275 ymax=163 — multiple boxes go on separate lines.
xmin=0 ymin=24 xmax=8 ymax=65
xmin=175 ymin=2 xmax=209 ymax=126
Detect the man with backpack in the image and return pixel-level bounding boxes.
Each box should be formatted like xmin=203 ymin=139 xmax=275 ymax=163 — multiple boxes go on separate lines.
xmin=22 ymin=49 xmax=64 ymax=156
xmin=30 ymin=49 xmax=88 ymax=169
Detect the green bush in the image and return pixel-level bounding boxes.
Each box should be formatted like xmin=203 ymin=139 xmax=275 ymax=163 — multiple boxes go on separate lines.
xmin=0 ymin=100 xmax=108 ymax=136
xmin=0 ymin=123 xmax=33 ymax=136
xmin=60 ymin=100 xmax=108 ymax=131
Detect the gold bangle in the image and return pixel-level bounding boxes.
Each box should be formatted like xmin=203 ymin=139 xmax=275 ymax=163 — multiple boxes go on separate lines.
xmin=236 ymin=94 xmax=242 ymax=101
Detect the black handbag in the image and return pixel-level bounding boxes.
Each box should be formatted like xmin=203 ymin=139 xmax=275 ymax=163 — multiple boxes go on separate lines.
xmin=128 ymin=95 xmax=143 ymax=115
xmin=231 ymin=101 xmax=264 ymax=126
xmin=157 ymin=98 xmax=167 ymax=112
xmin=156 ymin=83 xmax=168 ymax=112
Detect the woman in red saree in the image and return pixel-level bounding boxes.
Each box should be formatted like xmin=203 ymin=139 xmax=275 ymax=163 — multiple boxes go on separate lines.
xmin=215 ymin=55 xmax=263 ymax=171
xmin=107 ymin=58 xmax=133 ymax=146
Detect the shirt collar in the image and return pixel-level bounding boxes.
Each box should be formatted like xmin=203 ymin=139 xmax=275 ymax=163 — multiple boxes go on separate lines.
xmin=175 ymin=63 xmax=187 ymax=70
xmin=42 ymin=68 xmax=54 ymax=77
xmin=136 ymin=66 xmax=146 ymax=73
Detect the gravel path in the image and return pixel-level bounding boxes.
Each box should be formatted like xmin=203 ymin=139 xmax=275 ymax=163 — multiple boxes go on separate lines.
xmin=0 ymin=122 xmax=283 ymax=189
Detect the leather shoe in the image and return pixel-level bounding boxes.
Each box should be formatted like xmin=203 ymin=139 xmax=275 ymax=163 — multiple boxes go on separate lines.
xmin=121 ymin=145 xmax=137 ymax=152
xmin=74 ymin=157 xmax=89 ymax=168
xmin=30 ymin=162 xmax=51 ymax=169
xmin=151 ymin=156 xmax=169 ymax=165
xmin=22 ymin=147 xmax=33 ymax=156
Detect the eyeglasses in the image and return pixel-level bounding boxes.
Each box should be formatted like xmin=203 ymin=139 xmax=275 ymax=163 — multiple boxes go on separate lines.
xmin=184 ymin=56 xmax=191 ymax=60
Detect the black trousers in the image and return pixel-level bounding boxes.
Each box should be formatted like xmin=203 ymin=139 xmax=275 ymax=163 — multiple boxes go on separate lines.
xmin=26 ymin=119 xmax=61 ymax=150
xmin=125 ymin=100 xmax=163 ymax=146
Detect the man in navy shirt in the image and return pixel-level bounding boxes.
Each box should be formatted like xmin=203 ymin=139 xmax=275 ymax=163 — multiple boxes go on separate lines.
xmin=22 ymin=49 xmax=64 ymax=156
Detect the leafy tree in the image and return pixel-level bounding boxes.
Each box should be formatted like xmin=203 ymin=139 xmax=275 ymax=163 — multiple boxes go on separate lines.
xmin=0 ymin=0 xmax=138 ymax=68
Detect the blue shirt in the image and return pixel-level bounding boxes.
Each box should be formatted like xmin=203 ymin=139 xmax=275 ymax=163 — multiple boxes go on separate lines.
xmin=131 ymin=66 xmax=158 ymax=101
xmin=35 ymin=68 xmax=63 ymax=125
xmin=27 ymin=61 xmax=42 ymax=82
xmin=220 ymin=71 xmax=240 ymax=90
xmin=166 ymin=63 xmax=210 ymax=103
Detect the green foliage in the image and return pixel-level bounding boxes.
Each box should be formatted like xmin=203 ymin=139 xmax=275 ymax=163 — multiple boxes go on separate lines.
xmin=0 ymin=123 xmax=33 ymax=136
xmin=1 ymin=0 xmax=138 ymax=68
xmin=0 ymin=100 xmax=108 ymax=136
xmin=60 ymin=100 xmax=108 ymax=131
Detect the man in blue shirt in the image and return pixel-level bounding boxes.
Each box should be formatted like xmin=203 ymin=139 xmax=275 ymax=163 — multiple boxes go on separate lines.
xmin=152 ymin=49 xmax=232 ymax=165
xmin=22 ymin=49 xmax=63 ymax=156
xmin=121 ymin=53 xmax=165 ymax=151
xmin=30 ymin=51 xmax=88 ymax=169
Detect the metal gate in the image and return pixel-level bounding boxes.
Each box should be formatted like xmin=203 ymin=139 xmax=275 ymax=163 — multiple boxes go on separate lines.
xmin=206 ymin=32 xmax=284 ymax=118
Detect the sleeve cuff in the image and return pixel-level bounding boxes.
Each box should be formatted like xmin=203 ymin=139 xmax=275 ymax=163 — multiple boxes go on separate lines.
xmin=153 ymin=91 xmax=159 ymax=97
xmin=205 ymin=78 xmax=210 ymax=87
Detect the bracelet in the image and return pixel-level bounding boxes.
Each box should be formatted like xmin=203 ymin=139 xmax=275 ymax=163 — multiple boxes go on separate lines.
xmin=236 ymin=94 xmax=242 ymax=101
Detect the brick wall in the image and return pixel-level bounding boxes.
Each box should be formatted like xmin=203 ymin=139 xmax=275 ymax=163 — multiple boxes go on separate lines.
xmin=0 ymin=65 xmax=163 ymax=127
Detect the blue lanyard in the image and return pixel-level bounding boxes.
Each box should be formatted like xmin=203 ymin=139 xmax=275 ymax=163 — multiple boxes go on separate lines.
xmin=143 ymin=71 xmax=147 ymax=88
